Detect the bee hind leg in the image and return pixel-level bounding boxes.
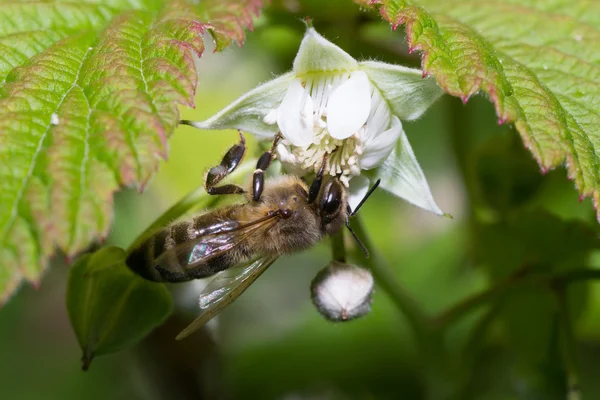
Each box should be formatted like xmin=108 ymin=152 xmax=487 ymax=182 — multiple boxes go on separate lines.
xmin=252 ymin=133 xmax=283 ymax=201
xmin=205 ymin=130 xmax=247 ymax=195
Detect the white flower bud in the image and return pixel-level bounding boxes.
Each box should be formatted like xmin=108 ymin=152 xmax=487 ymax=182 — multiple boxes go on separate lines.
xmin=310 ymin=261 xmax=374 ymax=321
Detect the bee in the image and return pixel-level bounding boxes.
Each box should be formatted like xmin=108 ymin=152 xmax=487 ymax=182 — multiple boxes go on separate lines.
xmin=126 ymin=131 xmax=378 ymax=340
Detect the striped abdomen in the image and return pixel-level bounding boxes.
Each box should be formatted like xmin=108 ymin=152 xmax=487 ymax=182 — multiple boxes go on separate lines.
xmin=126 ymin=207 xmax=252 ymax=282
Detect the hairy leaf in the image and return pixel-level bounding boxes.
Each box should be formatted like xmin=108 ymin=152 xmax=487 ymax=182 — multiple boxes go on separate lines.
xmin=67 ymin=246 xmax=172 ymax=370
xmin=0 ymin=0 xmax=263 ymax=303
xmin=362 ymin=0 xmax=600 ymax=216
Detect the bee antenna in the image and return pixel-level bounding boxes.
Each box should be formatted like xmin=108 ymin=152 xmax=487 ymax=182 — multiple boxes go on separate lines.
xmin=348 ymin=179 xmax=380 ymax=216
xmin=344 ymin=179 xmax=381 ymax=258
xmin=345 ymin=220 xmax=370 ymax=258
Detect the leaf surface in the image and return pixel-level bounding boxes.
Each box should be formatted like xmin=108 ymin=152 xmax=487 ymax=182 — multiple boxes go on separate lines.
xmin=362 ymin=0 xmax=600 ymax=216
xmin=66 ymin=246 xmax=173 ymax=370
xmin=0 ymin=0 xmax=263 ymax=302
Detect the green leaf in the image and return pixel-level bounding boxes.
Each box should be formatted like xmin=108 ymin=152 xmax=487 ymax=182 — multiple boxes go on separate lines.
xmin=0 ymin=0 xmax=263 ymax=303
xmin=66 ymin=246 xmax=173 ymax=370
xmin=362 ymin=0 xmax=600 ymax=216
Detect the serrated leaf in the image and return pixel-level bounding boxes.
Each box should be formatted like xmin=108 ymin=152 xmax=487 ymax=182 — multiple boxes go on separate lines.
xmin=67 ymin=246 xmax=173 ymax=370
xmin=362 ymin=0 xmax=600 ymax=216
xmin=0 ymin=0 xmax=264 ymax=303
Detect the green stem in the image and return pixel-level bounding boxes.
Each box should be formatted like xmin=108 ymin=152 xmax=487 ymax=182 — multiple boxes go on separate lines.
xmin=553 ymin=283 xmax=582 ymax=400
xmin=351 ymin=217 xmax=431 ymax=338
xmin=330 ymin=232 xmax=346 ymax=262
xmin=126 ymin=159 xmax=256 ymax=254
xmin=433 ymin=269 xmax=600 ymax=329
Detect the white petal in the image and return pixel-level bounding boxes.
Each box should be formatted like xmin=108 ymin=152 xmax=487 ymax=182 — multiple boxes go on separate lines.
xmin=347 ymin=175 xmax=371 ymax=212
xmin=294 ymin=28 xmax=358 ymax=75
xmin=184 ymin=72 xmax=294 ymax=137
xmin=359 ymin=61 xmax=443 ymax=120
xmin=372 ymin=131 xmax=444 ymax=216
xmin=327 ymin=71 xmax=371 ymax=140
xmin=277 ymin=79 xmax=315 ymax=146
xmin=363 ymin=88 xmax=391 ymax=144
xmin=263 ymin=109 xmax=277 ymax=125
xmin=361 ymin=116 xmax=402 ymax=170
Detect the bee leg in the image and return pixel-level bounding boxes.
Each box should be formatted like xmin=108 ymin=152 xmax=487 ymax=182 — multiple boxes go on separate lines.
xmin=308 ymin=155 xmax=328 ymax=204
xmin=205 ymin=130 xmax=247 ymax=195
xmin=252 ymin=133 xmax=283 ymax=201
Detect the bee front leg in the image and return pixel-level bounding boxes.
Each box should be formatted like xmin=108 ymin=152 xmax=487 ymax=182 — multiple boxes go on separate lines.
xmin=307 ymin=155 xmax=328 ymax=204
xmin=205 ymin=130 xmax=247 ymax=195
xmin=252 ymin=133 xmax=283 ymax=201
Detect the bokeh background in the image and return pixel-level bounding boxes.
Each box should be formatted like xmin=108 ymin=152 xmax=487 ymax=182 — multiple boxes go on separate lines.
xmin=2 ymin=1 xmax=600 ymax=399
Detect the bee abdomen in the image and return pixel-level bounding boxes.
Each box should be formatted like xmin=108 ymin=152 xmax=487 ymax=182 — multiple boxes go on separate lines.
xmin=126 ymin=220 xmax=195 ymax=282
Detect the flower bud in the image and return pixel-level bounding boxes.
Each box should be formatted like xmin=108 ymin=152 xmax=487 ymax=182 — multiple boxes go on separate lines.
xmin=310 ymin=261 xmax=374 ymax=321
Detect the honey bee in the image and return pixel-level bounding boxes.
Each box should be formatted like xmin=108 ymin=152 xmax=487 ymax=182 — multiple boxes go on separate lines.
xmin=126 ymin=132 xmax=378 ymax=339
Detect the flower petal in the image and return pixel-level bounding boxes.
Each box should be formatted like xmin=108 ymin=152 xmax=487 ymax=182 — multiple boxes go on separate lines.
xmin=182 ymin=72 xmax=294 ymax=137
xmin=359 ymin=61 xmax=443 ymax=120
xmin=361 ymin=116 xmax=403 ymax=170
xmin=327 ymin=71 xmax=371 ymax=140
xmin=277 ymin=79 xmax=315 ymax=146
xmin=347 ymin=175 xmax=371 ymax=212
xmin=294 ymin=28 xmax=358 ymax=75
xmin=363 ymin=87 xmax=391 ymax=144
xmin=370 ymin=131 xmax=444 ymax=216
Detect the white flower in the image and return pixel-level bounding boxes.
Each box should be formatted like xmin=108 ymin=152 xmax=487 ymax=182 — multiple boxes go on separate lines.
xmin=310 ymin=261 xmax=374 ymax=322
xmin=184 ymin=28 xmax=446 ymax=215
xmin=268 ymin=70 xmax=401 ymax=190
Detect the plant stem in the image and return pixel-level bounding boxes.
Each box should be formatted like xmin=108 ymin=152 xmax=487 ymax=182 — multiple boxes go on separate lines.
xmin=433 ymin=268 xmax=600 ymax=329
xmin=330 ymin=232 xmax=346 ymax=262
xmin=126 ymin=159 xmax=256 ymax=254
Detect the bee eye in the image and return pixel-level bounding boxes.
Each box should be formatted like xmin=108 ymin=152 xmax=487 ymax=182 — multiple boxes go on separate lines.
xmin=320 ymin=181 xmax=343 ymax=217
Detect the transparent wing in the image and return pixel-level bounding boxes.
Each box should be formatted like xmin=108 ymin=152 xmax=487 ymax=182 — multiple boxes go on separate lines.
xmin=154 ymin=213 xmax=279 ymax=275
xmin=176 ymin=255 xmax=279 ymax=340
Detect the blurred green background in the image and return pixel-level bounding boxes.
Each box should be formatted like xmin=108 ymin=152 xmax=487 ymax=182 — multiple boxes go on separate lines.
xmin=2 ymin=1 xmax=600 ymax=399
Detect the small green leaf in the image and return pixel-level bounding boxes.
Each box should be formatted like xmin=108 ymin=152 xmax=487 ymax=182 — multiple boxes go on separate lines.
xmin=0 ymin=0 xmax=264 ymax=303
xmin=67 ymin=246 xmax=173 ymax=370
xmin=362 ymin=0 xmax=600 ymax=218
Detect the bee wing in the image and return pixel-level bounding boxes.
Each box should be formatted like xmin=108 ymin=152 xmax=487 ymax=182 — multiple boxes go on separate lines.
xmin=154 ymin=213 xmax=279 ymax=275
xmin=176 ymin=255 xmax=278 ymax=340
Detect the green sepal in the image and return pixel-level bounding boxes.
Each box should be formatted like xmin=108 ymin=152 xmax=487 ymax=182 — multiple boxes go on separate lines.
xmin=293 ymin=28 xmax=358 ymax=75
xmin=359 ymin=61 xmax=444 ymax=121
xmin=184 ymin=73 xmax=294 ymax=137
xmin=369 ymin=130 xmax=444 ymax=216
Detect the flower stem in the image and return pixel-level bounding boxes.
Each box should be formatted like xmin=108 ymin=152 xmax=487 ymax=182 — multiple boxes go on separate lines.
xmin=126 ymin=159 xmax=256 ymax=254
xmin=330 ymin=232 xmax=346 ymax=263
